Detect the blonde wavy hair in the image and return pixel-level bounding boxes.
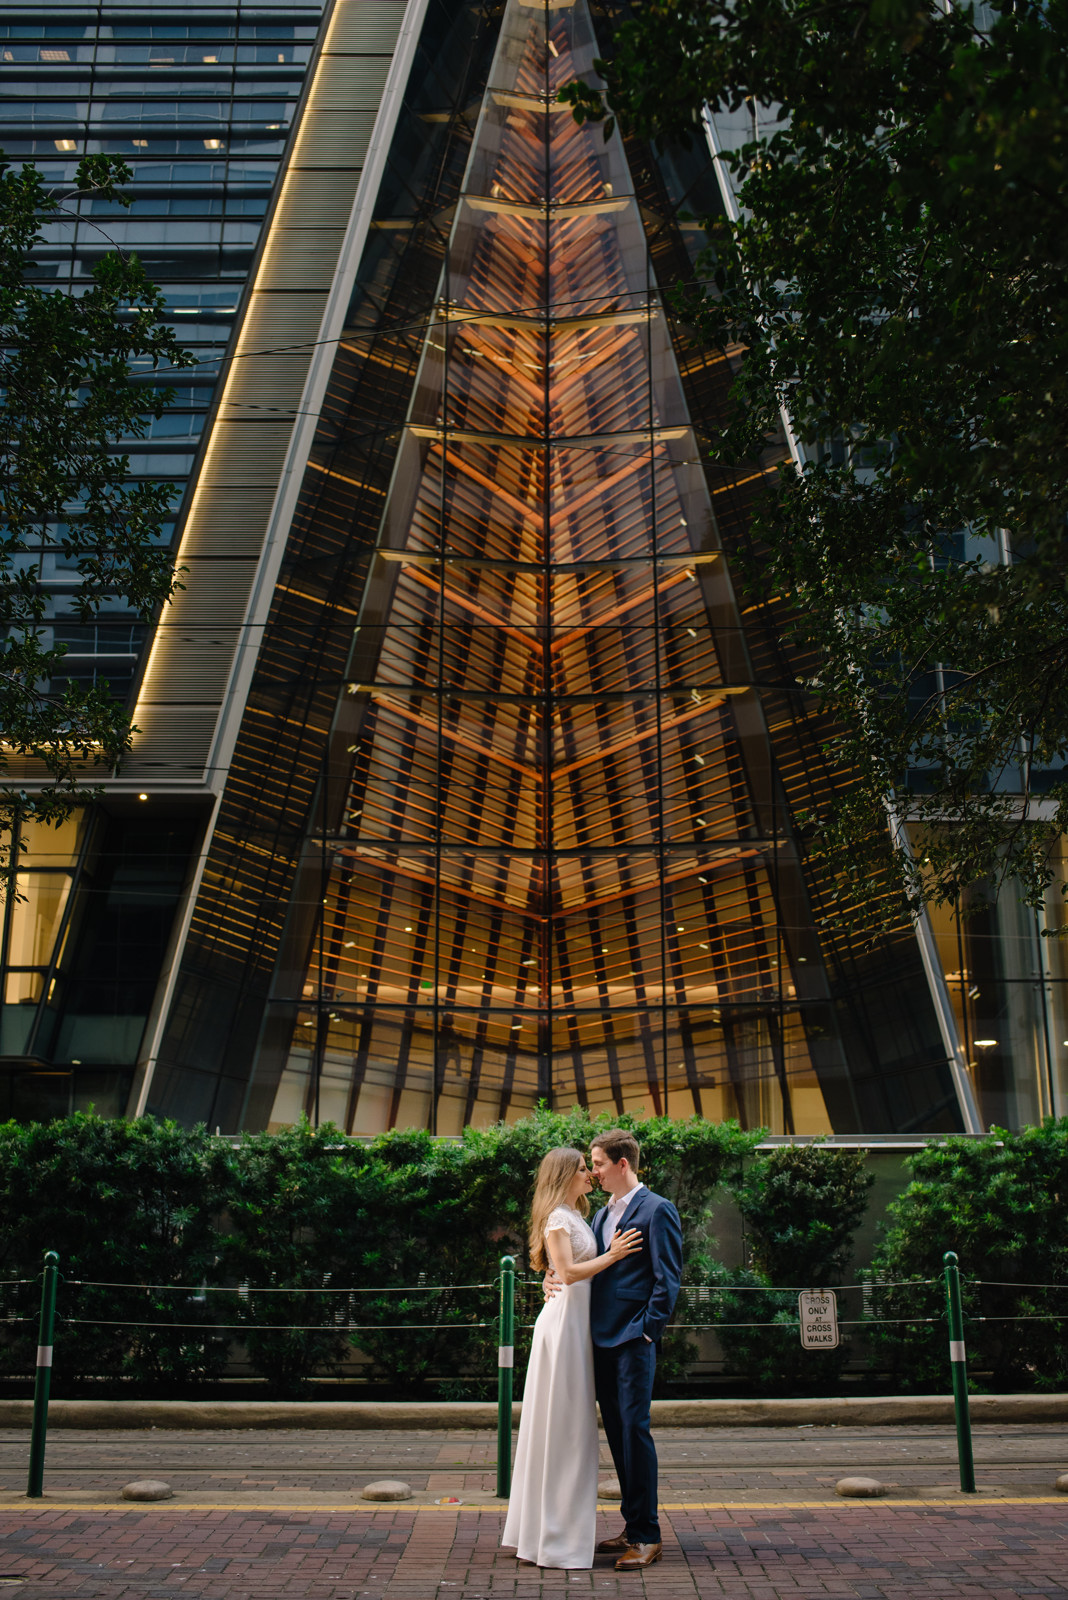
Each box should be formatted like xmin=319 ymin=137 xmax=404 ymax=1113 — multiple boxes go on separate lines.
xmin=528 ymin=1147 xmax=589 ymax=1272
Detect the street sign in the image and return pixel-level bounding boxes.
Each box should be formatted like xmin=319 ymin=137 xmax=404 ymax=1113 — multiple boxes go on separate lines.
xmin=798 ymin=1289 xmax=839 ymax=1349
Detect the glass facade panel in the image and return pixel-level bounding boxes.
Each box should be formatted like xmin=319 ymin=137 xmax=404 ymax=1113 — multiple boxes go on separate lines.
xmin=2 ymin=0 xmax=325 ymax=699
xmin=242 ymin=0 xmax=845 ymax=1133
xmin=927 ymin=863 xmax=1068 ymax=1126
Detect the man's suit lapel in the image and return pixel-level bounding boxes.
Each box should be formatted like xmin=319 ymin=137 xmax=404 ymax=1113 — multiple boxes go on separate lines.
xmin=619 ymin=1186 xmax=651 ymax=1232
xmin=593 ymin=1205 xmax=608 ymax=1247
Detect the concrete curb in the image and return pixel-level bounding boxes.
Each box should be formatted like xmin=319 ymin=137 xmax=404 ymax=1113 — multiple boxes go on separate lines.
xmin=0 ymin=1394 xmax=1065 ymax=1430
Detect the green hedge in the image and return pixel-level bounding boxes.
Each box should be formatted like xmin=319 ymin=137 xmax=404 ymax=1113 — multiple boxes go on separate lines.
xmin=0 ymin=1109 xmax=757 ymax=1398
xmin=2 ymin=1112 xmax=1066 ymax=1397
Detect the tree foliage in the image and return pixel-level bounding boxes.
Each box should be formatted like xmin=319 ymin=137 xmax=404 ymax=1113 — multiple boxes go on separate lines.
xmin=563 ymin=0 xmax=1068 ymax=928
xmin=870 ymin=1122 xmax=1068 ymax=1391
xmin=0 ymin=156 xmax=190 ymax=831
xmin=706 ymin=1144 xmax=873 ymax=1393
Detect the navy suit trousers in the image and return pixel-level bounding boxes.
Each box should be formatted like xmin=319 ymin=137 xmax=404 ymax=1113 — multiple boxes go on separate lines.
xmin=593 ymin=1336 xmax=659 ymax=1545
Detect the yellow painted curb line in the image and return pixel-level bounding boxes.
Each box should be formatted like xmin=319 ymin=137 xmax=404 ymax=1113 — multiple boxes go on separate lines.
xmin=0 ymin=1498 xmax=1063 ymax=1513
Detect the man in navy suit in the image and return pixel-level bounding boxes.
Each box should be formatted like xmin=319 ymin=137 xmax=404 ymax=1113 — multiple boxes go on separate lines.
xmin=588 ymin=1128 xmax=683 ymax=1571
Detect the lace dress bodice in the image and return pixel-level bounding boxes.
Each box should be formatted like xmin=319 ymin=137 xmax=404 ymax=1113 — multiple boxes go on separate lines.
xmin=545 ymin=1206 xmax=598 ymax=1263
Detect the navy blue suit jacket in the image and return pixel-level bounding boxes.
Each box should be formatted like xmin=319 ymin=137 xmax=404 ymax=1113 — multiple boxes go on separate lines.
xmin=589 ymin=1187 xmax=683 ymax=1348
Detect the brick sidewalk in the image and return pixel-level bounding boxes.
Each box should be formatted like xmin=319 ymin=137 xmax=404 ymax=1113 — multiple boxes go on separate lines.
xmin=1 ymin=1501 xmax=1066 ymax=1598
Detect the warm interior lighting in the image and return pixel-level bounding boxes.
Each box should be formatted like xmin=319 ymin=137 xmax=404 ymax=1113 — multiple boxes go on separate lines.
xmin=271 ymin=0 xmax=819 ymax=1130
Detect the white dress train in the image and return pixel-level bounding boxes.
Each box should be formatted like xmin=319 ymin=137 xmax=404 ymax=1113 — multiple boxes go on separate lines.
xmin=501 ymin=1206 xmax=599 ymax=1568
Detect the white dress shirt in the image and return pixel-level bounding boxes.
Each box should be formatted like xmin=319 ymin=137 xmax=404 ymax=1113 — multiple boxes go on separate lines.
xmin=603 ymin=1181 xmax=644 ymax=1238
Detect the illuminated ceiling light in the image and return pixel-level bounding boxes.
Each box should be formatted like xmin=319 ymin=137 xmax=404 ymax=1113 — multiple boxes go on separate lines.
xmin=698 ymin=876 xmax=708 ymax=883
xmin=344 ymin=941 xmax=356 ymax=948
xmin=695 ymin=816 xmax=707 ymax=826
xmin=54 ymin=139 xmax=77 ymax=152
xmin=686 ymin=628 xmax=697 ymax=637
xmin=204 ymin=139 xmax=224 ymax=150
xmin=404 ymin=926 xmax=413 ymax=932
xmin=138 ymin=792 xmax=148 ymax=801
xmin=522 ymin=959 xmax=536 ymax=966
xmin=693 ymin=754 xmax=705 ymax=766
xmin=132 ymin=139 xmax=148 ymax=147
xmin=974 ymin=1039 xmax=998 ymax=1048
xmin=676 ymin=925 xmax=685 ymax=932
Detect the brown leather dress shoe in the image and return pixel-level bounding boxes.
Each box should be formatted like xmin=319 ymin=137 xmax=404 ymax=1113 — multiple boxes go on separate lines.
xmin=596 ymin=1532 xmax=631 ymax=1553
xmin=615 ymin=1542 xmax=663 ymax=1570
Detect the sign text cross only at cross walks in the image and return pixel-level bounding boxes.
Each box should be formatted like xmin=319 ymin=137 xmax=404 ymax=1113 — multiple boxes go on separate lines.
xmin=798 ymin=1289 xmax=839 ymax=1349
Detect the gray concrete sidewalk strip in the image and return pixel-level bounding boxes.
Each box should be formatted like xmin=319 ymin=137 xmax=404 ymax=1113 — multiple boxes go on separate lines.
xmin=0 ymin=1393 xmax=1065 ymax=1428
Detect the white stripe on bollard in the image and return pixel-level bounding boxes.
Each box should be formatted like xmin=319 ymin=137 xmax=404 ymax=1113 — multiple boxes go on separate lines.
xmin=497 ymin=1346 xmax=514 ymax=1368
xmin=36 ymin=1347 xmax=53 ymax=1368
xmin=949 ymin=1340 xmax=966 ymax=1363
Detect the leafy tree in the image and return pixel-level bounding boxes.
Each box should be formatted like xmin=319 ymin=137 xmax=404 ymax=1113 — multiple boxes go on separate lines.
xmin=564 ymin=0 xmax=1068 ymax=929
xmin=730 ymin=1143 xmax=873 ymax=1285
xmin=1 ymin=155 xmax=190 ymax=842
xmin=705 ymin=1145 xmax=873 ymax=1393
xmin=870 ymin=1123 xmax=1068 ymax=1391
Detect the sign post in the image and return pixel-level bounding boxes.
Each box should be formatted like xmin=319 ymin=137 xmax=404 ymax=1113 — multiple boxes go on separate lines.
xmin=27 ymin=1251 xmax=59 ymax=1499
xmin=798 ymin=1289 xmax=839 ymax=1349
xmin=942 ymin=1251 xmax=976 ymax=1492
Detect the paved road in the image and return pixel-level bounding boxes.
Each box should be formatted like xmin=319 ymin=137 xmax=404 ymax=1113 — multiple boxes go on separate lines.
xmin=0 ymin=1425 xmax=1065 ymax=1597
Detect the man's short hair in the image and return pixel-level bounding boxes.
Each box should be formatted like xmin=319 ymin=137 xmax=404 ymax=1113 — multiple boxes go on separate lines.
xmin=591 ymin=1128 xmax=640 ymax=1170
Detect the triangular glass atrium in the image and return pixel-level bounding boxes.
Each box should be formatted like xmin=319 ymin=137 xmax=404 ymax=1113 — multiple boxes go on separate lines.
xmin=248 ymin=0 xmax=837 ymax=1131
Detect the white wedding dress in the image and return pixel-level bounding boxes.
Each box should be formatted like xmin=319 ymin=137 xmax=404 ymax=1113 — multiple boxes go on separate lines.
xmin=502 ymin=1206 xmax=599 ymax=1568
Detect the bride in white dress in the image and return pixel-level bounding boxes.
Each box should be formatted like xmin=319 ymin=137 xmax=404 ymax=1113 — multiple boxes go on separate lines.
xmin=501 ymin=1147 xmax=642 ymax=1569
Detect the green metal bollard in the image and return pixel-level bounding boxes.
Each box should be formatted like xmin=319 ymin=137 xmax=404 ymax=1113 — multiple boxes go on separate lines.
xmin=943 ymin=1250 xmax=976 ymax=1493
xmin=496 ymin=1254 xmax=515 ymax=1498
xmin=27 ymin=1251 xmax=59 ymax=1499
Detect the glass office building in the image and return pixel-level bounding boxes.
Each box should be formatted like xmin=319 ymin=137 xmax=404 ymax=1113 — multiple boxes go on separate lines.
xmin=3 ymin=0 xmax=1065 ymax=1133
